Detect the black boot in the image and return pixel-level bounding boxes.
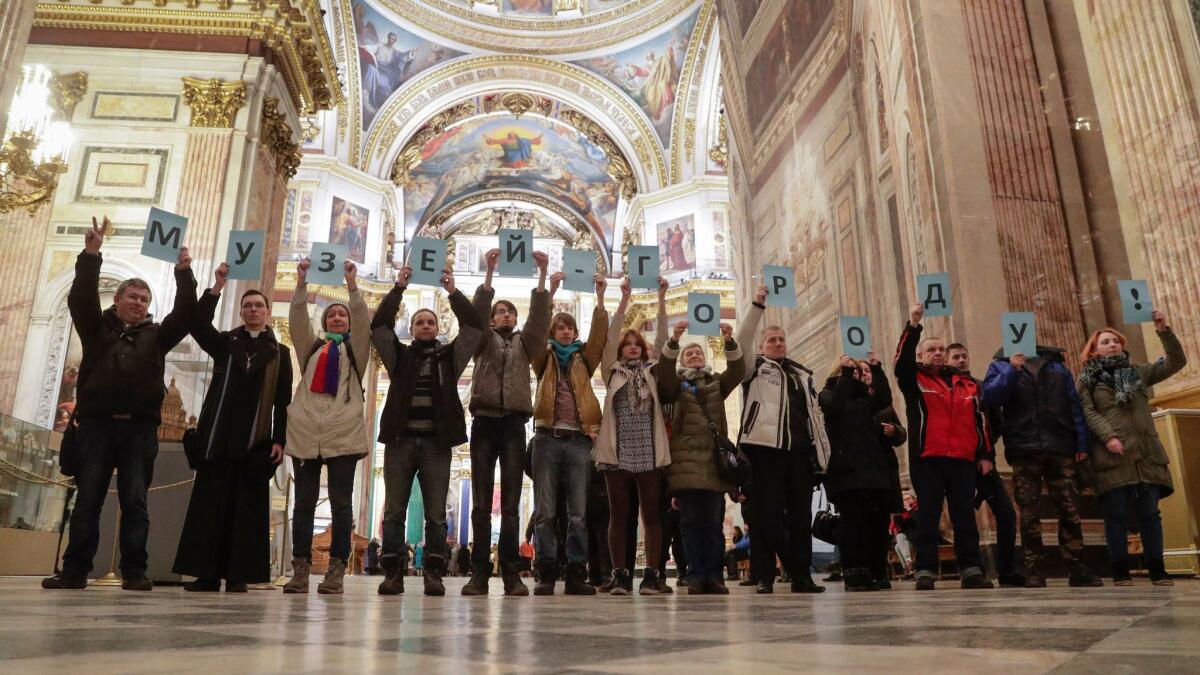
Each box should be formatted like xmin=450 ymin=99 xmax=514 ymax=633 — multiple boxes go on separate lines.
xmin=843 ymin=568 xmax=877 ymax=592
xmin=423 ymin=554 xmax=447 ymax=596
xmin=461 ymin=573 xmax=489 ymax=596
xmin=791 ymin=575 xmax=825 ymax=594
xmin=564 ymin=562 xmax=597 ymax=595
xmin=609 ymin=569 xmax=633 ymax=596
xmin=534 ymin=561 xmax=558 ymax=596
xmin=41 ymin=573 xmax=87 ymax=590
xmin=377 ymin=553 xmax=405 ymax=595
xmin=183 ymin=578 xmax=221 ymax=592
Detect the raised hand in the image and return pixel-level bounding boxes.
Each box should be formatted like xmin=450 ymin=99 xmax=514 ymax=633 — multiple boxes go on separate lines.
xmin=213 ymin=262 xmax=229 ymax=293
xmin=620 ymin=275 xmax=632 ymax=300
xmin=720 ymin=322 xmax=733 ymax=340
xmin=1010 ymin=353 xmax=1026 ymax=369
xmin=754 ymin=284 xmax=768 ymax=306
xmin=441 ymin=267 xmax=456 ymax=294
xmin=839 ymin=353 xmax=855 ymax=369
xmin=532 ymin=250 xmax=549 ymax=272
xmin=866 ymin=351 xmax=881 ymax=366
xmin=176 ymin=246 xmax=192 ymax=271
xmin=343 ymin=259 xmax=358 ymax=284
xmin=485 ymin=248 xmax=500 ymax=272
xmin=396 ymin=265 xmax=412 ymax=288
xmin=657 ymin=276 xmax=669 ymax=299
xmin=672 ymin=320 xmax=688 ymax=341
xmin=1152 ymin=310 xmax=1167 ymax=332
xmin=549 ymin=271 xmax=565 ymax=296
xmin=909 ymin=302 xmax=925 ymax=327
xmin=594 ymin=273 xmax=607 ymax=300
xmin=85 ymin=216 xmax=109 ymax=254
xmin=297 ymin=257 xmax=311 ymax=284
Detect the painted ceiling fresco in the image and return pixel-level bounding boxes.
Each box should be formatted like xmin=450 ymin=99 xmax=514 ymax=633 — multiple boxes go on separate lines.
xmin=571 ymin=5 xmax=700 ymax=147
xmin=403 ymin=115 xmax=620 ymax=248
xmin=353 ymin=0 xmax=466 ymax=132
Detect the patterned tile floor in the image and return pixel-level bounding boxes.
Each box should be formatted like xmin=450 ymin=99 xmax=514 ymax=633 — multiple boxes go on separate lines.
xmin=1 ymin=576 xmax=1197 ymax=673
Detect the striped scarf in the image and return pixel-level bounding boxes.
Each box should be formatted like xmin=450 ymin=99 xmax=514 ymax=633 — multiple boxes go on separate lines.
xmin=310 ymin=332 xmax=348 ymax=396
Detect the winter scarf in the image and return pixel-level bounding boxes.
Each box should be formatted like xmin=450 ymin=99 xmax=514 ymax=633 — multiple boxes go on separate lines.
xmin=1079 ymin=352 xmax=1144 ymax=406
xmin=310 ymin=331 xmax=348 ymax=396
xmin=551 ymin=339 xmax=584 ymax=368
xmin=616 ymin=359 xmax=653 ymax=413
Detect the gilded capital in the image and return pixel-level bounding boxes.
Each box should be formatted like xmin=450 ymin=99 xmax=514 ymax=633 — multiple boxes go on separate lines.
xmin=181 ymin=77 xmax=247 ymax=128
xmin=49 ymin=72 xmax=88 ymax=121
xmin=261 ymin=98 xmax=301 ymax=180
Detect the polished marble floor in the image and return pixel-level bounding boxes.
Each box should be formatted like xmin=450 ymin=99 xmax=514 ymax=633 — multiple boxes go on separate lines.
xmin=1 ymin=575 xmax=1197 ymax=673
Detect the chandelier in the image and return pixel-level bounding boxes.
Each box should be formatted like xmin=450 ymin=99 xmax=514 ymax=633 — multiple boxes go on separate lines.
xmin=0 ymin=65 xmax=72 ymax=214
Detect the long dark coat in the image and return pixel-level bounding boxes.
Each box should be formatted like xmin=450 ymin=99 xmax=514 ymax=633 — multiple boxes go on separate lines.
xmin=819 ymin=363 xmax=903 ymax=512
xmin=173 ymin=290 xmax=292 ymax=583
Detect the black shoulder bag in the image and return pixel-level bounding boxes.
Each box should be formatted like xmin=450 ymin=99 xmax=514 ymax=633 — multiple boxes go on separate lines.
xmin=812 ymin=487 xmax=839 ymax=545
xmin=694 ymin=382 xmax=753 ymax=487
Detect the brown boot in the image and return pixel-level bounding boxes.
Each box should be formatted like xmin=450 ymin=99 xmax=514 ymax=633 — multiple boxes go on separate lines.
xmin=377 ymin=553 xmax=405 ymax=595
xmin=317 ymin=558 xmax=346 ymax=595
xmin=282 ymin=558 xmax=310 ymax=594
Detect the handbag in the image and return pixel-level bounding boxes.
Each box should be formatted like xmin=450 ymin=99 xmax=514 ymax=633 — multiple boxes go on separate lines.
xmin=58 ymin=410 xmax=81 ymax=477
xmin=694 ymin=383 xmax=753 ymax=487
xmin=182 ymin=427 xmax=205 ymax=471
xmin=812 ymin=487 xmax=840 ymax=545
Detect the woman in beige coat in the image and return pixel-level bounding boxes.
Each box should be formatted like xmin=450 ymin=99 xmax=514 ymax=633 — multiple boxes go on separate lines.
xmin=594 ymin=276 xmax=670 ymax=595
xmin=281 ymin=257 xmax=371 ymax=595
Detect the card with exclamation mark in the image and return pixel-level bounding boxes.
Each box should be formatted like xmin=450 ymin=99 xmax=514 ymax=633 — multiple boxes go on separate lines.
xmin=1118 ymin=279 xmax=1154 ymax=324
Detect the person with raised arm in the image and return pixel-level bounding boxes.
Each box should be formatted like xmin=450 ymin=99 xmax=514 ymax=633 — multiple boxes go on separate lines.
xmin=43 ymin=217 xmax=196 ymax=591
xmin=280 ymin=256 xmax=370 ymax=595
xmin=373 ymin=263 xmax=483 ymax=596
xmin=461 ymin=248 xmax=551 ymax=597
xmin=173 ymin=262 xmax=293 ymax=592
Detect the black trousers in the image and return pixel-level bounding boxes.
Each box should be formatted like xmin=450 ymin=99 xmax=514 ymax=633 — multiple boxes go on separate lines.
xmin=744 ymin=443 xmax=816 ymax=583
xmin=835 ymin=490 xmax=891 ymax=579
xmin=912 ymin=457 xmax=982 ymax=577
xmin=469 ymin=414 xmax=527 ymax=576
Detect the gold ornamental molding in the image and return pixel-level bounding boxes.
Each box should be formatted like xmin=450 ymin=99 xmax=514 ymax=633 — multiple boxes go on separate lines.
xmin=181 ymin=76 xmax=247 ymax=128
xmin=33 ymin=0 xmax=343 ymax=115
xmin=372 ymin=0 xmax=696 ymax=55
xmin=669 ymin=0 xmax=714 ymax=183
xmin=388 ymin=102 xmax=475 ymax=186
xmin=708 ymin=112 xmax=727 ymax=166
xmin=49 ymin=72 xmax=88 ymax=120
xmin=363 ymin=56 xmax=667 ymax=187
xmin=261 ymin=97 xmax=301 ymax=179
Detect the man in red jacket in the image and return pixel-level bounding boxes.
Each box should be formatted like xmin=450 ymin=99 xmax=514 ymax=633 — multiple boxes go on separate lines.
xmin=894 ymin=303 xmax=993 ymax=590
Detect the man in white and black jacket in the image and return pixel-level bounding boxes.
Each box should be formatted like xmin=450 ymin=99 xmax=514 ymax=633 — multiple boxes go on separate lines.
xmin=736 ymin=286 xmax=832 ymax=594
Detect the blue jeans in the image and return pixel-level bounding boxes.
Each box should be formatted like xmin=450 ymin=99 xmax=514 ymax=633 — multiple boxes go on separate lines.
xmin=382 ymin=436 xmax=451 ymax=562
xmin=676 ymin=489 xmax=726 ymax=584
xmin=1101 ymin=483 xmax=1163 ymax=566
xmin=531 ymin=430 xmax=592 ymax=566
xmin=62 ymin=418 xmax=158 ymax=577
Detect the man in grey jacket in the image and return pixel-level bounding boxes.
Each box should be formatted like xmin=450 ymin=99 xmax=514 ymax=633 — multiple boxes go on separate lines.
xmin=462 ymin=248 xmax=551 ymax=596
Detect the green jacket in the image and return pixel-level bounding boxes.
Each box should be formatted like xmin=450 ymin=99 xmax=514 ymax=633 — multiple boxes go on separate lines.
xmin=1078 ymin=328 xmax=1187 ymax=497
xmin=656 ymin=337 xmax=746 ymax=493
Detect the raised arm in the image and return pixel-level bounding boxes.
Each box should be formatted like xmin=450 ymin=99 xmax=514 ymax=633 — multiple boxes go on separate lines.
xmin=653 ymin=276 xmax=668 ymax=356
xmin=581 ymin=274 xmax=610 ymax=375
xmin=1142 ymin=312 xmax=1187 ymax=386
xmin=190 ymin=263 xmax=227 ymax=356
xmin=735 ymin=286 xmax=768 ymax=375
xmin=69 ymin=217 xmax=111 ymax=341
xmin=981 ymin=359 xmax=1020 ymax=407
xmin=344 ymin=261 xmax=372 ymax=380
xmin=718 ymin=323 xmax=747 ymax=398
xmin=158 ymin=248 xmax=198 ymax=352
xmin=868 ymin=359 xmax=894 ymax=412
xmin=371 ymin=270 xmax=408 ymax=374
xmin=473 ymin=249 xmax=500 ymax=350
xmin=289 ymin=258 xmax=317 ymax=370
xmin=656 ymin=323 xmax=685 ymax=403
xmin=444 ymin=269 xmax=484 ymax=377
xmin=893 ymin=304 xmax=925 ymax=394
xmin=602 ymin=276 xmax=633 ymax=373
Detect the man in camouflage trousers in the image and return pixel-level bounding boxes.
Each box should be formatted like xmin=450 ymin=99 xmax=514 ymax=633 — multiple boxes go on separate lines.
xmin=982 ymin=346 xmax=1103 ymax=588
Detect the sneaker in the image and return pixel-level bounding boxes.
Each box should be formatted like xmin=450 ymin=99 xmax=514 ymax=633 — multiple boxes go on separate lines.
xmin=609 ymin=569 xmax=633 ymax=596
xmin=961 ymin=573 xmax=994 ymax=590
xmin=915 ymin=576 xmax=936 ymax=591
xmin=738 ymin=578 xmax=756 ymax=587
xmin=183 ymin=578 xmax=221 ymax=592
xmin=41 ymin=573 xmax=87 ymax=590
xmin=1152 ymin=577 xmax=1175 ymax=587
xmin=675 ymin=576 xmax=689 ymax=588
xmin=997 ymin=573 xmax=1026 ymax=588
xmin=1024 ymin=574 xmax=1047 ymax=588
xmin=121 ymin=573 xmax=153 ymax=591
xmin=461 ymin=575 xmax=489 ymax=596
xmin=597 ymin=574 xmax=617 ymax=593
xmin=1112 ymin=561 xmax=1134 ymax=587
xmin=1068 ymin=572 xmax=1104 ymax=588
xmin=756 ymin=581 xmax=774 ymax=594
xmin=639 ymin=568 xmax=664 ymax=596
xmin=225 ymin=580 xmax=248 ymax=593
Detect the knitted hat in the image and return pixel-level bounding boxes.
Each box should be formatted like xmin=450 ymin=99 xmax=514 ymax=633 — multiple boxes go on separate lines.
xmin=321 ymin=302 xmax=351 ymax=331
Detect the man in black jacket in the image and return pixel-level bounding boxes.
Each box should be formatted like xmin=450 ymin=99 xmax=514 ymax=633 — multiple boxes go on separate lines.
xmin=983 ymin=345 xmax=1103 ymax=588
xmin=43 ymin=216 xmax=197 ymax=591
xmin=372 ymin=264 xmax=483 ymax=597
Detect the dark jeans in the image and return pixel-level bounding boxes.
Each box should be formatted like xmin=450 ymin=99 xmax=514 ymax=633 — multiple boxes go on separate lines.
xmin=469 ymin=415 xmax=526 ymax=576
xmin=665 ymin=504 xmax=688 ymax=578
xmin=912 ymin=457 xmax=983 ymax=578
xmin=724 ymin=547 xmax=749 ymax=578
xmin=676 ymin=489 xmax=725 ymax=583
xmin=605 ymin=469 xmax=665 ymax=570
xmin=744 ymin=443 xmax=815 ymax=582
xmin=585 ymin=472 xmax=610 ymax=584
xmin=835 ymin=490 xmax=891 ymax=579
xmin=976 ymin=470 xmax=1018 ymax=576
xmin=531 ymin=430 xmax=592 ymax=566
xmin=62 ymin=418 xmax=158 ymax=578
xmin=382 ymin=436 xmax=452 ymax=561
xmin=1101 ymin=483 xmax=1163 ymax=567
xmin=292 ymin=454 xmax=358 ymax=562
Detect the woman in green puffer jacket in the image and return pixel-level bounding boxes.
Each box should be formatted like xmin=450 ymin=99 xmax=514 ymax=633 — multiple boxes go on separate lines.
xmin=1078 ymin=310 xmax=1186 ymax=587
xmin=656 ymin=319 xmax=746 ymax=594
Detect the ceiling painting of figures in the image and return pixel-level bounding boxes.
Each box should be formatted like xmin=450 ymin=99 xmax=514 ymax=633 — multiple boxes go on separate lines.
xmin=503 ymin=0 xmax=554 ymax=16
xmin=403 ymin=115 xmax=620 ymax=250
xmin=353 ymin=0 xmax=466 ymax=132
xmin=571 ymin=6 xmax=700 ymax=147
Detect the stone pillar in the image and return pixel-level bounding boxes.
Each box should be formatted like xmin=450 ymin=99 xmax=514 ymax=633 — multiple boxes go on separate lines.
xmin=246 ymin=97 xmax=299 ymax=297
xmin=0 ymin=0 xmax=35 ymax=134
xmin=1076 ymin=0 xmax=1200 ymax=405
xmin=178 ymin=77 xmax=246 ymax=287
xmin=0 ymin=205 xmax=52 ymax=415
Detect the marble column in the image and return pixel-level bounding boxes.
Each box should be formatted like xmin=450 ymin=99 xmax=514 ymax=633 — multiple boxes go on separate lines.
xmin=245 ymin=97 xmax=299 ymax=298
xmin=0 ymin=205 xmax=52 ymax=415
xmin=1078 ymin=0 xmax=1200 ymax=405
xmin=0 ymin=0 xmax=35 ymax=134
xmin=178 ymin=77 xmax=246 ymax=288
